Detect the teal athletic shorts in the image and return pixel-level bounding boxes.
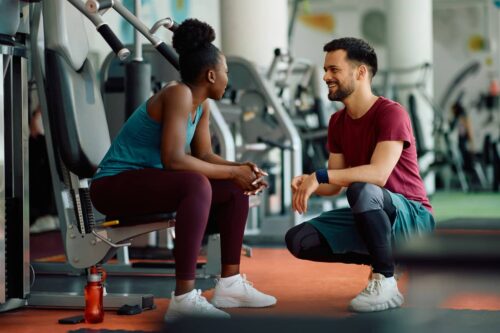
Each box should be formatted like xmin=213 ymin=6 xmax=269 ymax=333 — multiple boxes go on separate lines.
xmin=308 ymin=191 xmax=435 ymax=254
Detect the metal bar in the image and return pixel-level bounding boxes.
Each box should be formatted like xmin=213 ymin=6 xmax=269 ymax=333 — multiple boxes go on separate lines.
xmin=133 ymin=0 xmax=142 ymax=61
xmin=12 ymin=53 xmax=30 ymax=300
xmin=0 ymin=54 xmax=5 ymax=306
xmin=111 ymin=0 xmax=161 ymax=46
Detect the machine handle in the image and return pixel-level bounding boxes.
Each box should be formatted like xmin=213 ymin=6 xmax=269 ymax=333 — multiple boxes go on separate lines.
xmin=96 ymin=24 xmax=130 ymax=61
xmin=155 ymin=42 xmax=180 ymax=70
xmin=86 ymin=0 xmax=114 ymax=14
xmin=150 ymin=17 xmax=179 ymax=34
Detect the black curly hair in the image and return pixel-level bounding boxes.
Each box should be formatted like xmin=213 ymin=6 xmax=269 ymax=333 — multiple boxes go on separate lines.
xmin=172 ymin=18 xmax=221 ymax=84
xmin=323 ymin=37 xmax=378 ymax=79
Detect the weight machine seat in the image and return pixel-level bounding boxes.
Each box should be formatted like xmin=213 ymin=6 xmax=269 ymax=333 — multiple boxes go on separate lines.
xmin=105 ymin=212 xmax=176 ymax=227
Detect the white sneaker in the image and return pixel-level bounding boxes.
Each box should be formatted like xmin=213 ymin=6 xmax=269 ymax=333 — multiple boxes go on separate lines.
xmin=349 ymin=273 xmax=404 ymax=312
xmin=164 ymin=289 xmax=230 ymax=322
xmin=211 ymin=274 xmax=277 ymax=308
xmin=30 ymin=215 xmax=59 ymax=233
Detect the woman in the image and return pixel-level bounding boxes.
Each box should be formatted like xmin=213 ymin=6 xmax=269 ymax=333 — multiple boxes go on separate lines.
xmin=90 ymin=18 xmax=276 ymax=320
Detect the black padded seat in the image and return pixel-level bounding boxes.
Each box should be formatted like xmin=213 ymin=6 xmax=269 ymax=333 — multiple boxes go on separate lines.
xmin=105 ymin=212 xmax=176 ymax=227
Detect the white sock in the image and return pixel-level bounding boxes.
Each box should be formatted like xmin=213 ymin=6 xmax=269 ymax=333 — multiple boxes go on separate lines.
xmin=219 ymin=274 xmax=241 ymax=286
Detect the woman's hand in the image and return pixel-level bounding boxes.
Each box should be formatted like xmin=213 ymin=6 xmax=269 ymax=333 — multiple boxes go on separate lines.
xmin=243 ymin=161 xmax=268 ymax=178
xmin=231 ymin=165 xmax=258 ymax=191
xmin=241 ymin=161 xmax=269 ymax=196
xmin=244 ymin=178 xmax=269 ymax=196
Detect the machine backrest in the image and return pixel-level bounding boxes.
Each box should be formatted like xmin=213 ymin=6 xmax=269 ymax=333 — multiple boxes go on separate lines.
xmin=43 ymin=0 xmax=110 ymax=179
xmin=0 ymin=0 xmax=20 ymax=37
xmin=408 ymin=93 xmax=428 ymax=157
xmin=100 ymin=44 xmax=180 ymax=140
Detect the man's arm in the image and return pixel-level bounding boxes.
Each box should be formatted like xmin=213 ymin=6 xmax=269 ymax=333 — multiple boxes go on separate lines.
xmin=327 ymin=140 xmax=404 ymax=187
xmin=292 ymin=140 xmax=403 ymax=214
xmin=314 ymin=153 xmax=346 ymax=196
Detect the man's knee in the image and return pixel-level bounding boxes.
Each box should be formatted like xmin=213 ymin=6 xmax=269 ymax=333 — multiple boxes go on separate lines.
xmin=346 ymin=182 xmax=384 ymax=214
xmin=285 ymin=225 xmax=302 ymax=258
xmin=285 ymin=223 xmax=325 ymax=260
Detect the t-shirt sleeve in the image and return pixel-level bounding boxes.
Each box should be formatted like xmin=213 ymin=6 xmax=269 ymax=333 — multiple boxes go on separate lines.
xmin=327 ymin=111 xmax=343 ymax=153
xmin=376 ymin=103 xmax=413 ymax=149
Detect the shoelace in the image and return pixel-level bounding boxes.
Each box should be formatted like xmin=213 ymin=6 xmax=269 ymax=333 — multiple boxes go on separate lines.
xmin=216 ymin=274 xmax=254 ymax=286
xmin=240 ymin=274 xmax=257 ymax=292
xmin=191 ymin=289 xmax=216 ymax=312
xmin=362 ymin=279 xmax=383 ymax=296
xmin=240 ymin=274 xmax=253 ymax=286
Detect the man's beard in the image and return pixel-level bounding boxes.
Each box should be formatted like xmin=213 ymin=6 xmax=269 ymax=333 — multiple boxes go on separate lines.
xmin=328 ymin=80 xmax=355 ymax=101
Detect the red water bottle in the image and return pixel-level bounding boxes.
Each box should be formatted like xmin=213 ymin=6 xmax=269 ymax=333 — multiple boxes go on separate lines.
xmin=84 ymin=266 xmax=104 ymax=323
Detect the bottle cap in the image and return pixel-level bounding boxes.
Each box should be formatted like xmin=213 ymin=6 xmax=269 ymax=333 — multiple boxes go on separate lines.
xmin=88 ymin=273 xmax=101 ymax=282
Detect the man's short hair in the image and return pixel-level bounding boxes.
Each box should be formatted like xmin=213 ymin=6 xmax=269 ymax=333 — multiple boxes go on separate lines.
xmin=323 ymin=37 xmax=378 ymax=78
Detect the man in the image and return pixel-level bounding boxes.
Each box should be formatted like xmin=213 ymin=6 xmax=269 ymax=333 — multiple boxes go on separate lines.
xmin=285 ymin=37 xmax=435 ymax=312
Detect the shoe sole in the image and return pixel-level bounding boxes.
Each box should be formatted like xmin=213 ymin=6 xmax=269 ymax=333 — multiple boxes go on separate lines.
xmin=349 ymin=292 xmax=404 ymax=313
xmin=164 ymin=310 xmax=181 ymax=322
xmin=212 ymin=297 xmax=277 ymax=308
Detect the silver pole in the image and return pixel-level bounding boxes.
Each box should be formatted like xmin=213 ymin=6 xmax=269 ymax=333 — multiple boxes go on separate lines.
xmin=0 ymin=55 xmax=5 ymax=307
xmin=133 ymin=0 xmax=142 ymax=61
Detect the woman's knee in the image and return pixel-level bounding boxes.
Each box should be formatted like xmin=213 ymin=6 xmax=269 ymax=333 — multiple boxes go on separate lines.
xmin=227 ymin=180 xmax=248 ymax=202
xmin=183 ymin=172 xmax=212 ymax=201
xmin=212 ymin=179 xmax=249 ymax=206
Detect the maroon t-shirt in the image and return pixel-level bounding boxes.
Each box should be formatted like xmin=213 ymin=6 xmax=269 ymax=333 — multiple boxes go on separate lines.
xmin=328 ymin=96 xmax=432 ymax=212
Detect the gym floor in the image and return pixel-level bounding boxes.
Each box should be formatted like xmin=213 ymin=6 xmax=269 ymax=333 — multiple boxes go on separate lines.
xmin=1 ymin=191 xmax=499 ymax=333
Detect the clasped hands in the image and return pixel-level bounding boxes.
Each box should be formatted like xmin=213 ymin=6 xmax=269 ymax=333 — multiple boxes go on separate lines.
xmin=233 ymin=162 xmax=269 ymax=196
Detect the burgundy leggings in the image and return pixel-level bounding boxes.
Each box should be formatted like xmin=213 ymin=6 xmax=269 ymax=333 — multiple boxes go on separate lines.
xmin=90 ymin=168 xmax=249 ymax=280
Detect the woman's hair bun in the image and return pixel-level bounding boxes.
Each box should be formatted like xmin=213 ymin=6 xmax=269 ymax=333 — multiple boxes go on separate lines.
xmin=172 ymin=18 xmax=215 ymax=55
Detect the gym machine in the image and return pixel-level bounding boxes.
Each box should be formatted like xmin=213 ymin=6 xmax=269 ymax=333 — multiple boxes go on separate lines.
xmin=373 ymin=63 xmax=488 ymax=192
xmin=266 ymin=48 xmax=330 ymax=175
xmin=216 ymin=56 xmax=303 ymax=242
xmin=0 ymin=0 xmax=30 ymax=313
xmin=30 ymin=0 xmax=228 ymax=281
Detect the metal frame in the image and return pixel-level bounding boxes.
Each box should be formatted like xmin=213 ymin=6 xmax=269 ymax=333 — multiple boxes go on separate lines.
xmin=217 ymin=56 xmax=303 ymax=240
xmin=26 ymin=1 xmax=172 ymax=311
xmin=0 ymin=42 xmax=30 ymax=313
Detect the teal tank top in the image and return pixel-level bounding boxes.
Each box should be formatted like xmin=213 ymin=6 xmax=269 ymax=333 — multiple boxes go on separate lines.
xmin=93 ymin=101 xmax=203 ymax=180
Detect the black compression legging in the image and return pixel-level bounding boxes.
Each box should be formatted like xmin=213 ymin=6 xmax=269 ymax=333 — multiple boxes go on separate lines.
xmin=90 ymin=168 xmax=249 ymax=280
xmin=347 ymin=182 xmax=397 ymax=277
xmin=286 ymin=182 xmax=397 ymax=277
xmin=285 ymin=223 xmax=372 ymax=265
